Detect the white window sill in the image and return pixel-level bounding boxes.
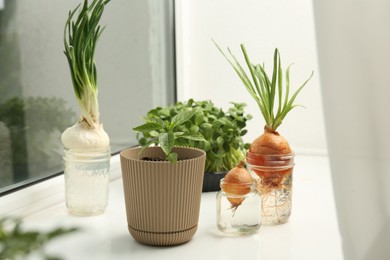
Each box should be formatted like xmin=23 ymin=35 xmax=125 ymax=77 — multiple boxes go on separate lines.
xmin=0 ymin=155 xmax=121 ymax=217
xmin=0 ymin=154 xmax=343 ymax=260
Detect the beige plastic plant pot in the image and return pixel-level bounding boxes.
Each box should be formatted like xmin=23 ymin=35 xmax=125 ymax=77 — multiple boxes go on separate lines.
xmin=120 ymin=146 xmax=206 ymax=246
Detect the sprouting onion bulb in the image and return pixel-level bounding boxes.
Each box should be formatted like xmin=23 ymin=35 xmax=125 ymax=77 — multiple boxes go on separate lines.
xmin=62 ymin=0 xmax=110 ymax=150
xmin=215 ymin=41 xmax=313 ymax=155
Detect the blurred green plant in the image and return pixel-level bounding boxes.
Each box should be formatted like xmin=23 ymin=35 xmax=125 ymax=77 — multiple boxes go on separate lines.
xmin=135 ymin=99 xmax=252 ymax=172
xmin=0 ymin=217 xmax=78 ymax=260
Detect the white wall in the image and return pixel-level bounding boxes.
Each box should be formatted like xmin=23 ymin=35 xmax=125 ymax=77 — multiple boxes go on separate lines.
xmin=176 ymin=0 xmax=327 ymax=155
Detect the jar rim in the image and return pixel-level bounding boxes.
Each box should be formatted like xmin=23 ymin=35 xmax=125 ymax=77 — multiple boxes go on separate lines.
xmin=220 ymin=178 xmax=254 ymax=185
xmin=246 ymin=151 xmax=295 ymax=168
xmin=246 ymin=150 xmax=295 ymax=157
xmin=63 ymin=148 xmax=111 ymax=163
xmin=219 ymin=179 xmax=256 ymax=197
xmin=64 ymin=147 xmax=111 ymax=153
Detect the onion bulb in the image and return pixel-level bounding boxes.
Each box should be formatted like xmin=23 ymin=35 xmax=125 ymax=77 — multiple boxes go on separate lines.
xmin=61 ymin=120 xmax=109 ymax=150
xmin=221 ymin=161 xmax=253 ymax=209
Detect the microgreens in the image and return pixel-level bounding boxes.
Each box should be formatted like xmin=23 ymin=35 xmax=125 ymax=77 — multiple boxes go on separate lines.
xmin=135 ymin=100 xmax=251 ymax=171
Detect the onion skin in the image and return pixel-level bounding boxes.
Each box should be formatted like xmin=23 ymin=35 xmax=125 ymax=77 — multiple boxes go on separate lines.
xmin=249 ymin=128 xmax=291 ymax=155
xmin=61 ymin=121 xmax=109 ymax=150
xmin=247 ymin=128 xmax=292 ymax=186
xmin=221 ymin=161 xmax=253 ymax=208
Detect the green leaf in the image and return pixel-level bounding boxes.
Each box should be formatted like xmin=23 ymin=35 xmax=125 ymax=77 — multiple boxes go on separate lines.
xmin=195 ymin=113 xmax=204 ymax=125
xmin=133 ymin=122 xmax=161 ymax=133
xmin=269 ymin=48 xmax=279 ymax=117
xmin=148 ymin=117 xmax=165 ymax=127
xmin=149 ymin=130 xmax=159 ymax=137
xmin=139 ymin=137 xmax=147 ymax=146
xmin=159 ymin=108 xmax=170 ymax=117
xmin=240 ymin=129 xmax=248 ymax=136
xmin=178 ymin=134 xmax=206 ymax=142
xmin=137 ymin=138 xmax=158 ymax=159
xmin=171 ymin=110 xmax=195 ymax=129
xmin=159 ymin=131 xmax=174 ymax=156
xmin=47 ymin=227 xmax=79 ymax=240
xmin=214 ymin=40 xmax=260 ymax=103
xmin=200 ymin=122 xmax=212 ymax=130
xmin=190 ymin=125 xmax=199 ymax=133
xmin=216 ymin=136 xmax=224 ymax=145
xmin=277 ymin=51 xmax=283 ymax=116
xmin=166 ymin=152 xmax=178 ymax=163
xmin=174 ymin=131 xmax=185 ymax=137
xmin=241 ymin=44 xmax=263 ymax=107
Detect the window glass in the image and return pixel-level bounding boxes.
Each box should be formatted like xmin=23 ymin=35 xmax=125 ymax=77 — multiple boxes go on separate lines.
xmin=0 ymin=0 xmax=175 ymax=193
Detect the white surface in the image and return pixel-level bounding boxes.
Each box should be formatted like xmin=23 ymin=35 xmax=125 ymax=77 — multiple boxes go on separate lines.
xmin=175 ymin=0 xmax=327 ymax=155
xmin=1 ymin=154 xmax=343 ymax=260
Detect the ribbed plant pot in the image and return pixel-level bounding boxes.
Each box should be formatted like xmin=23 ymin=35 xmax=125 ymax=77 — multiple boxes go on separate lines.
xmin=120 ymin=146 xmax=206 ymax=246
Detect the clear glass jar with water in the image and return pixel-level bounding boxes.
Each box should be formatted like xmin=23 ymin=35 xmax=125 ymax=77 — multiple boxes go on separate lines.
xmin=216 ymin=180 xmax=261 ymax=235
xmin=246 ymin=152 xmax=294 ymax=225
xmin=63 ymin=148 xmax=110 ymax=216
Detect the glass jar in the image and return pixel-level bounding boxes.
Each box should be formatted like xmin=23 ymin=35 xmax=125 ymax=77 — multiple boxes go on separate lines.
xmin=63 ymin=148 xmax=110 ymax=216
xmin=246 ymin=152 xmax=294 ymax=225
xmin=216 ymin=179 xmax=261 ymax=235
